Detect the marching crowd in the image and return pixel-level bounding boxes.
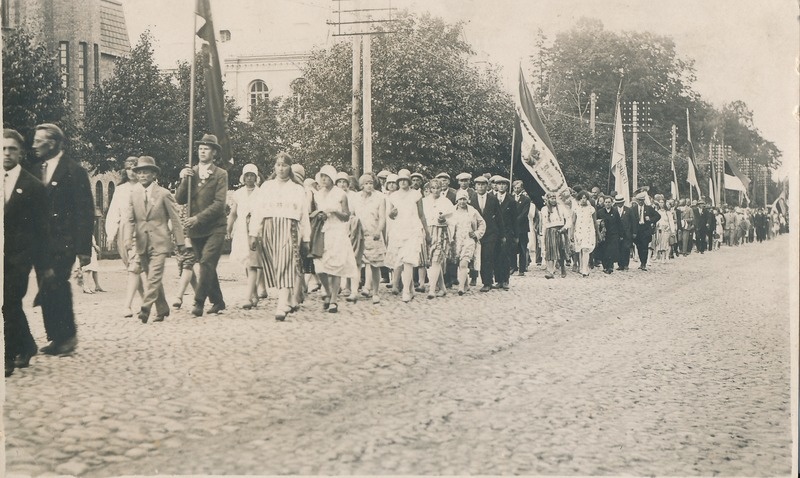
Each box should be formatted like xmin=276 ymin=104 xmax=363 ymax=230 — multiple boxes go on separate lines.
xmin=3 ymin=125 xmax=789 ymax=377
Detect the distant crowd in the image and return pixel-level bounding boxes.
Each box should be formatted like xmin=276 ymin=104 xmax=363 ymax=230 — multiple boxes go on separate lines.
xmin=4 ymin=125 xmax=788 ymax=378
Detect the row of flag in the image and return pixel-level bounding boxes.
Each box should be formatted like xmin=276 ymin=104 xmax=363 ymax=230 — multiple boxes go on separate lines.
xmin=512 ymin=67 xmax=756 ymax=208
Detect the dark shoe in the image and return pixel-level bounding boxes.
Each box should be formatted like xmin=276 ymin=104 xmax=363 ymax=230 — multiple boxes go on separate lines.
xmin=207 ymin=302 xmax=226 ymax=314
xmin=328 ymin=303 xmax=339 ymax=313
xmin=502 ymin=282 xmax=510 ymax=290
xmin=138 ymin=310 xmax=149 ymax=324
xmin=479 ymin=285 xmax=491 ymax=292
xmin=603 ymin=269 xmax=612 ymax=275
xmin=545 ymin=273 xmax=554 ymax=279
xmin=191 ymin=304 xmax=204 ymax=317
xmin=518 ymin=271 xmax=525 ymax=276
xmin=458 ymin=290 xmax=464 ymax=296
xmin=40 ymin=336 xmax=77 ymax=356
xmin=469 ymin=278 xmax=477 ymax=287
xmin=172 ymin=299 xmax=183 ymax=309
xmin=154 ymin=313 xmax=168 ymax=322
xmin=640 ymin=266 xmax=648 ymax=271
xmin=14 ymin=350 xmax=36 ymax=368
xmin=5 ymin=360 xmax=13 ymax=378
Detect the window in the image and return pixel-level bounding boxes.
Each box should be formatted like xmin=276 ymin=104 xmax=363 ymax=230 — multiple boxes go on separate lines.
xmin=78 ymin=42 xmax=88 ymax=114
xmin=93 ymin=44 xmax=100 ymax=85
xmin=59 ymin=42 xmax=69 ymax=90
xmin=95 ymin=181 xmax=104 ymax=210
xmin=249 ymin=80 xmax=268 ymax=112
xmin=107 ymin=182 xmax=115 ymax=207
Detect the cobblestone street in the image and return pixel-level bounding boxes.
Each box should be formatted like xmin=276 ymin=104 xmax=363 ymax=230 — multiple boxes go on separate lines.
xmin=4 ymin=236 xmax=793 ymax=476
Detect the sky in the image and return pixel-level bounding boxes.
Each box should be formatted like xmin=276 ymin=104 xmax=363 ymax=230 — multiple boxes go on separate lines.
xmin=121 ymin=0 xmax=799 ymax=181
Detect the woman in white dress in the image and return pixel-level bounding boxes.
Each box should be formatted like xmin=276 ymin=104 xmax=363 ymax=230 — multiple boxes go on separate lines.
xmin=569 ymin=191 xmax=597 ymax=277
xmin=421 ymin=178 xmax=454 ymax=298
xmin=451 ymin=189 xmax=485 ymax=295
xmin=385 ymin=169 xmax=430 ymax=302
xmin=104 ymin=156 xmax=144 ymax=317
xmin=353 ymin=173 xmax=386 ymax=304
xmin=313 ymin=165 xmax=359 ymax=313
xmin=248 ymin=153 xmax=311 ymax=321
xmin=335 ymin=172 xmax=364 ymax=303
xmin=226 ymin=163 xmax=264 ymax=309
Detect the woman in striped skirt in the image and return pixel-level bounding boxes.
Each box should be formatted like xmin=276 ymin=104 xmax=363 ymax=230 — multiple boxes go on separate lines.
xmin=542 ymin=192 xmax=568 ymax=279
xmin=248 ymin=153 xmax=311 ymax=321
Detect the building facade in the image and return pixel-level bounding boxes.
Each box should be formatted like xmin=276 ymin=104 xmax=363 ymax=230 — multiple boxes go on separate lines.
xmin=223 ymin=52 xmax=310 ymax=117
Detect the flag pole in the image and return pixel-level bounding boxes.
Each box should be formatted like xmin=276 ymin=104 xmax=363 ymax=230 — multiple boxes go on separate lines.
xmin=509 ymin=126 xmax=515 ymax=185
xmin=187 ymin=7 xmax=198 ymax=216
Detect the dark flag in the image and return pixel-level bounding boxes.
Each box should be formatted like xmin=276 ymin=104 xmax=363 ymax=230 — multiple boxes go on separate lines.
xmin=685 ymin=109 xmax=702 ymax=197
xmin=196 ymin=0 xmax=231 ymax=166
xmin=723 ymin=157 xmax=750 ymax=193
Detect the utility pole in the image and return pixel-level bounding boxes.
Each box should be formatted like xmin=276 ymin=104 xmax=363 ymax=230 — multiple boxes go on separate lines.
xmin=329 ymin=0 xmax=396 ymax=176
xmin=589 ymin=92 xmax=596 ymax=136
xmin=622 ymin=101 xmax=651 ymax=192
xmin=351 ymin=34 xmax=361 ymax=177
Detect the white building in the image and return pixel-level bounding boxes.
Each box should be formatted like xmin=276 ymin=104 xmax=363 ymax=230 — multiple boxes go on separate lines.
xmin=223 ymin=51 xmax=310 ymax=117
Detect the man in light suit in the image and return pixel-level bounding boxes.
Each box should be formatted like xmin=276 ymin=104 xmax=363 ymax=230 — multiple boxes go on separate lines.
xmin=469 ymin=175 xmax=505 ymax=292
xmin=4 ymin=129 xmax=53 ymax=376
xmin=176 ymin=134 xmax=229 ymax=317
xmin=127 ymin=156 xmax=185 ymax=323
xmin=631 ymin=191 xmax=661 ymax=270
xmin=30 ymin=123 xmax=94 ymax=356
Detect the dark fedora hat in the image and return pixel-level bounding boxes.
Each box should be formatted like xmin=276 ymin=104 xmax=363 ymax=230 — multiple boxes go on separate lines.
xmin=132 ymin=155 xmax=160 ymax=173
xmin=195 ymin=133 xmax=222 ymax=151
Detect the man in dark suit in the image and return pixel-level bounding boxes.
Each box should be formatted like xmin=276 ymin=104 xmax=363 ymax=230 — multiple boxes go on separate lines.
xmin=704 ymin=203 xmax=717 ymax=251
xmin=469 ymin=175 xmax=504 ymax=292
xmin=511 ymin=180 xmax=531 ymax=276
xmin=596 ymin=195 xmax=622 ymax=274
xmin=4 ymin=129 xmax=53 ymax=375
xmin=176 ymin=134 xmax=229 ymax=317
xmin=29 ymin=123 xmax=93 ymax=356
xmin=694 ymin=200 xmax=707 ymax=253
xmin=631 ymin=191 xmax=661 ymax=270
xmin=614 ymin=195 xmax=634 ymax=270
xmin=493 ymin=176 xmax=517 ymax=290
xmin=436 ymin=172 xmax=458 ymax=204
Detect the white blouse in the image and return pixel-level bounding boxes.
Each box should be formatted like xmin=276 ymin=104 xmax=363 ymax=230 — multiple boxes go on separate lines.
xmin=249 ymin=178 xmax=311 ymax=242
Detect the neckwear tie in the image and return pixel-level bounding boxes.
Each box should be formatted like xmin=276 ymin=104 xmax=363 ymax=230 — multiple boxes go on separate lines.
xmin=41 ymin=162 xmax=48 ymax=183
xmin=639 ymin=205 xmax=645 ymax=224
xmin=144 ymin=188 xmax=149 ymax=209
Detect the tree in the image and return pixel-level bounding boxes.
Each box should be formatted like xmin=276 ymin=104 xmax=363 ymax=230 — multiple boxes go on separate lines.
xmin=83 ymin=32 xmax=185 ymax=180
xmin=228 ymin=96 xmax=284 ymax=185
xmin=2 ymin=26 xmax=75 ymax=162
xmin=282 ymin=12 xmax=515 ymax=177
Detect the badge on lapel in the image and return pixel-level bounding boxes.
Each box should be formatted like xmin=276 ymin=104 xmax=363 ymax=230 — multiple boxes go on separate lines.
xmin=15 ymin=188 xmax=22 ymax=194
xmin=51 ymin=181 xmax=58 ymax=186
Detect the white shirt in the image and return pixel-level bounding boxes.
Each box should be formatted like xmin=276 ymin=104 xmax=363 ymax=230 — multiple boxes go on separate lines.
xmin=477 ymin=193 xmax=487 ymax=210
xmin=198 ymin=163 xmax=212 ymax=180
xmin=43 ymin=150 xmax=63 ymax=184
xmin=4 ymin=164 xmax=22 ymax=204
xmin=497 ymin=192 xmax=506 ymax=204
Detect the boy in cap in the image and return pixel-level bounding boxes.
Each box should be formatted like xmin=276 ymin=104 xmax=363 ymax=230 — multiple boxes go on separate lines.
xmin=127 ymin=156 xmax=185 ymax=323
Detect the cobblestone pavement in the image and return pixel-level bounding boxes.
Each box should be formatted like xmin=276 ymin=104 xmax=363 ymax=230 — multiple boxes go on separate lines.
xmin=4 ymin=236 xmax=793 ymax=476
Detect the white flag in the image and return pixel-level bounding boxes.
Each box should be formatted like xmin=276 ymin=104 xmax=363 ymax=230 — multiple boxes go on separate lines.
xmin=611 ymin=102 xmax=630 ymax=205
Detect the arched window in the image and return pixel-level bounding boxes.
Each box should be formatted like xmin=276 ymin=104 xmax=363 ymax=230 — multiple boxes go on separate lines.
xmin=95 ymin=181 xmax=104 ymax=210
xmin=249 ymin=80 xmax=268 ymax=111
xmin=108 ymin=182 xmax=116 ymax=208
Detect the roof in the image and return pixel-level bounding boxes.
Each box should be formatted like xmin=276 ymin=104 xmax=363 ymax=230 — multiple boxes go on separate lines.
xmin=100 ymin=0 xmax=130 ymax=58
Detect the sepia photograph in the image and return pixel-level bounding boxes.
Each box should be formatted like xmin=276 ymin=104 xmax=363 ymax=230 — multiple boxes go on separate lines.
xmin=2 ymin=0 xmax=798 ymax=476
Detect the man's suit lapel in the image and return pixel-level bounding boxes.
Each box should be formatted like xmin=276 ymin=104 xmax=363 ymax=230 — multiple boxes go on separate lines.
xmin=46 ymin=156 xmax=69 ymax=188
xmin=6 ymin=172 xmax=26 ymax=210
xmin=196 ymin=164 xmax=216 ymax=191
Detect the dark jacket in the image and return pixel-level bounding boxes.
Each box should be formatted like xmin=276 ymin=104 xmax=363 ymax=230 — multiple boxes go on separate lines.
xmin=5 ymin=168 xmax=51 ymax=270
xmin=597 ymin=206 xmax=623 ymax=239
xmin=175 ymin=163 xmax=229 ymax=238
xmin=633 ymin=203 xmax=661 ymax=239
xmin=470 ymin=192 xmax=504 ymax=243
xmin=36 ymin=154 xmax=94 ymax=258
xmin=514 ymin=193 xmax=532 ymax=234
xmin=616 ymin=205 xmax=634 ymax=241
xmin=496 ymin=193 xmax=518 ymax=239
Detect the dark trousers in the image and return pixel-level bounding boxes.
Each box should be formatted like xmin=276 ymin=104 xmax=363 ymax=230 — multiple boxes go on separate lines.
xmin=618 ymin=238 xmax=631 ymax=269
xmin=191 ymin=233 xmax=225 ymax=307
xmin=494 ymin=237 xmax=511 ymax=284
xmin=517 ymin=233 xmax=529 ymax=273
xmin=479 ymin=236 xmax=497 ymax=286
xmin=4 ymin=261 xmax=37 ymax=360
xmin=696 ymin=230 xmax=707 ymax=253
xmin=601 ymin=235 xmax=619 ymax=271
xmin=706 ymin=231 xmax=714 ymax=250
xmin=34 ymin=254 xmax=77 ymax=343
xmin=635 ymin=235 xmax=651 ymax=267
xmin=444 ymin=261 xmax=457 ymax=287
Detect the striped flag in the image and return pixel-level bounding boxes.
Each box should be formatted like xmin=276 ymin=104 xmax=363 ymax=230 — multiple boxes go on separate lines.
xmin=610 ymin=101 xmax=630 ymax=204
xmin=723 ymin=157 xmax=750 ymax=194
xmin=515 ymin=67 xmax=569 ymax=204
xmin=685 ymin=109 xmax=702 ymax=197
xmin=196 ymin=0 xmax=231 ymax=166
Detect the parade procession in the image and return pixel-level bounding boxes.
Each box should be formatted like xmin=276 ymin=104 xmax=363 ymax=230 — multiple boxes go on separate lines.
xmin=2 ymin=0 xmax=796 ymax=476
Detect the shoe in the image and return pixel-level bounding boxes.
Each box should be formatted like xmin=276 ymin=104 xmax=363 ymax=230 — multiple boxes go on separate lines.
xmin=328 ymin=303 xmax=339 ymax=313
xmin=14 ymin=349 xmax=36 ymax=368
xmin=191 ymin=304 xmax=204 ymax=317
xmin=124 ymin=309 xmax=134 ymax=318
xmin=616 ymin=267 xmax=624 ymax=271
xmin=259 ymin=291 xmax=270 ymax=298
xmin=153 ymin=314 xmax=166 ymax=322
xmin=640 ymin=266 xmax=648 ymax=271
xmin=289 ymin=305 xmax=300 ymax=313
xmin=458 ymin=290 xmax=464 ymax=296
xmin=469 ymin=278 xmax=477 ymax=287
xmin=138 ymin=310 xmax=149 ymax=324
xmin=545 ymin=273 xmax=554 ymax=279
xmin=518 ymin=271 xmax=525 ymax=276
xmin=401 ymin=294 xmax=412 ymax=303
xmin=82 ymin=288 xmax=95 ymax=294
xmin=345 ymin=295 xmax=358 ymax=303
xmin=207 ymin=302 xmax=226 ymax=314
xmin=275 ymin=313 xmax=286 ymax=321
xmin=479 ymin=285 xmax=491 ymax=292
xmin=391 ymin=288 xmax=400 ymax=296
xmin=40 ymin=336 xmax=77 ymax=356
xmin=242 ymin=298 xmax=258 ymax=310
xmin=427 ymin=293 xmax=435 ymax=299
xmin=94 ymin=287 xmax=106 ymax=292
xmin=603 ymin=269 xmax=612 ymax=274
xmin=323 ymin=296 xmax=330 ymax=310
xmin=436 ymin=289 xmax=446 ymax=297
xmin=341 ymin=288 xmax=351 ymax=297
xmin=582 ymin=273 xmax=589 ymax=278
xmin=372 ymin=296 xmax=381 ymax=304
xmin=361 ymin=290 xmax=372 ymax=298
xmin=414 ymin=286 xmax=426 ymax=293
xmin=502 ymin=282 xmax=510 ymax=291
xmin=5 ymin=360 xmax=13 ymax=378
xmin=172 ymin=299 xmax=183 ymax=309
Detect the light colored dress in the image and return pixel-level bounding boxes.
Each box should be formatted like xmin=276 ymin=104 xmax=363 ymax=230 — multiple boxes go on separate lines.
xmin=104 ymin=181 xmax=137 ymax=268
xmin=385 ymin=188 xmax=425 ymax=268
xmin=353 ymin=190 xmax=386 ymax=267
xmin=571 ymin=203 xmax=596 ymax=252
xmin=229 ymin=185 xmax=260 ymax=268
xmin=422 ymin=195 xmax=455 ymax=266
xmin=313 ymin=186 xmax=359 ymax=278
xmin=655 ymin=207 xmax=673 ymax=251
xmin=451 ymin=205 xmax=486 ymax=262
